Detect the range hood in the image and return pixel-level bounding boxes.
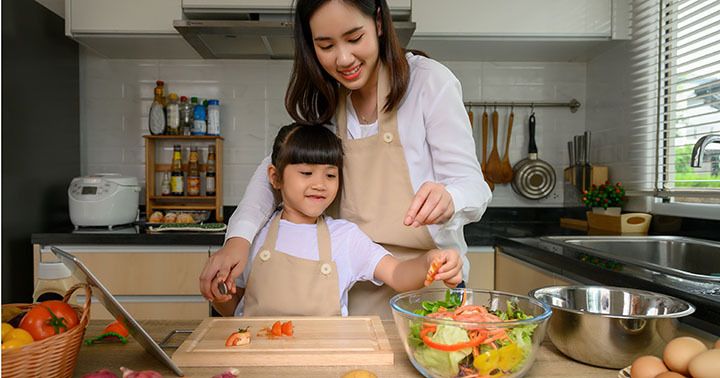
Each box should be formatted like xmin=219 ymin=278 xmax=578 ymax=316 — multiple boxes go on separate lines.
xmin=174 ymin=19 xmax=416 ymax=59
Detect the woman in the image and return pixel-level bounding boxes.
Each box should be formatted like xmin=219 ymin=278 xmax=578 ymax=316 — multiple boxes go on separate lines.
xmin=200 ymin=0 xmax=492 ymax=318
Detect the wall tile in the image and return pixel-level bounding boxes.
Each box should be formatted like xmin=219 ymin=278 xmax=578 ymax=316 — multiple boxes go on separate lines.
xmin=80 ymin=52 xmax=587 ymax=209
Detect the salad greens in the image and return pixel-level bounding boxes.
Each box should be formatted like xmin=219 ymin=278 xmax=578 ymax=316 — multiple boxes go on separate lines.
xmin=406 ymin=290 xmax=538 ymax=377
xmin=414 ymin=325 xmax=472 ymax=377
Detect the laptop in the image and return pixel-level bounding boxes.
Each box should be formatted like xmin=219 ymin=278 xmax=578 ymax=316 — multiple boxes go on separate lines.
xmin=51 ymin=246 xmax=185 ymax=377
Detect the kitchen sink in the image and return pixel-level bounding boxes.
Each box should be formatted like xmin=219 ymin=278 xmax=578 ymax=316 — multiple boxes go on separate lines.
xmin=540 ymin=235 xmax=720 ymax=282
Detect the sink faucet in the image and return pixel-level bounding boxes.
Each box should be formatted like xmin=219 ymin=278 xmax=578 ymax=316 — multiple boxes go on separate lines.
xmin=690 ymin=134 xmax=720 ymax=168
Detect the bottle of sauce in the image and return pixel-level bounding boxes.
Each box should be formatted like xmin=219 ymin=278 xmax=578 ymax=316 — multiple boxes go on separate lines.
xmin=179 ymin=96 xmax=193 ymax=136
xmin=206 ymin=145 xmax=216 ymax=196
xmin=207 ymin=100 xmax=220 ymax=136
xmin=166 ymin=93 xmax=181 ymax=135
xmin=171 ymin=145 xmax=184 ymax=196
xmin=148 ymin=81 xmax=167 ymax=135
xmin=192 ymin=102 xmax=207 ymax=135
xmin=161 ymin=171 xmax=171 ymax=196
xmin=187 ymin=146 xmax=201 ymax=196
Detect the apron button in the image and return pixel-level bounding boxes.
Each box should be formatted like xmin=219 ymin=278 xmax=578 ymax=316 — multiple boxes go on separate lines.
xmin=320 ymin=263 xmax=332 ymax=275
xmin=383 ymin=132 xmax=393 ymax=143
xmin=259 ymin=250 xmax=271 ymax=261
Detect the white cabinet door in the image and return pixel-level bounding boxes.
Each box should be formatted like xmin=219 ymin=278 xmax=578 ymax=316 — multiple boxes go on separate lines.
xmin=68 ymin=0 xmax=182 ymax=34
xmin=413 ymin=0 xmax=612 ymax=38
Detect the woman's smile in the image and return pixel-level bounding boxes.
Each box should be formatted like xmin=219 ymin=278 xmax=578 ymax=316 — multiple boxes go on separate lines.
xmin=340 ymin=64 xmax=362 ymax=80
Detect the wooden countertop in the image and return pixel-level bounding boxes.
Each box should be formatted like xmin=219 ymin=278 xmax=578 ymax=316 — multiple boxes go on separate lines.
xmin=72 ymin=319 xmax=620 ymax=378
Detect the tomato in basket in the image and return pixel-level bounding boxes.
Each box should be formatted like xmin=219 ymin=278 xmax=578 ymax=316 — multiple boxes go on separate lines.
xmin=19 ymin=300 xmax=79 ymax=341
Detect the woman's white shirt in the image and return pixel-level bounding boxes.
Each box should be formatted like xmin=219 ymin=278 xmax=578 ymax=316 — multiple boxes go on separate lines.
xmin=225 ymin=53 xmax=492 ymax=281
xmin=233 ymin=213 xmax=390 ymax=316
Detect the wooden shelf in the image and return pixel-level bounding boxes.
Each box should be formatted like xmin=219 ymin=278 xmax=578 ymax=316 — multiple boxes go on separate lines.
xmin=144 ymin=135 xmax=223 ymax=140
xmin=145 ymin=136 xmax=223 ymax=221
xmin=149 ymin=195 xmax=217 ymax=200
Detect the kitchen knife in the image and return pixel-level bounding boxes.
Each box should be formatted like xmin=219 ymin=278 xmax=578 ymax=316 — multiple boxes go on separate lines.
xmin=568 ymin=140 xmax=574 ymax=185
xmin=584 ymin=131 xmax=592 ymax=190
xmin=574 ymin=135 xmax=582 ymax=191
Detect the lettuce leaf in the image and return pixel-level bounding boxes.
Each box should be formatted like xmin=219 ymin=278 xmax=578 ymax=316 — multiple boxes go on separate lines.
xmin=413 ymin=325 xmax=472 ymax=377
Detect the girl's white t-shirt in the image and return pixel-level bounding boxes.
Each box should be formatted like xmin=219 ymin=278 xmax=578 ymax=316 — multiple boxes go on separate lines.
xmin=234 ymin=212 xmax=391 ymax=317
xmin=225 ymin=53 xmax=492 ymax=281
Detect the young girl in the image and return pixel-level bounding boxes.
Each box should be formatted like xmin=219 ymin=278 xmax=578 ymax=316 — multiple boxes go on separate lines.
xmin=202 ymin=0 xmax=491 ymax=318
xmin=211 ymin=123 xmax=462 ymax=317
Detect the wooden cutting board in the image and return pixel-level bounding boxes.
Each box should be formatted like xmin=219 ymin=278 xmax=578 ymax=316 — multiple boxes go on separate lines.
xmin=171 ymin=316 xmax=394 ymax=367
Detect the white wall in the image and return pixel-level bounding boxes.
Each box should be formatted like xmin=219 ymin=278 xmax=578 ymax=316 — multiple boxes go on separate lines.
xmin=79 ymin=47 xmax=587 ymax=207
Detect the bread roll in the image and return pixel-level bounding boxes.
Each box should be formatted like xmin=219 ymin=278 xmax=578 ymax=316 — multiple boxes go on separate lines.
xmin=148 ymin=211 xmax=164 ymax=223
xmin=163 ymin=212 xmax=177 ymax=223
xmin=177 ymin=213 xmax=194 ymax=223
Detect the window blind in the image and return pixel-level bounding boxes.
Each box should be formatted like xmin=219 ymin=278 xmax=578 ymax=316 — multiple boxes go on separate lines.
xmin=629 ymin=0 xmax=720 ymax=202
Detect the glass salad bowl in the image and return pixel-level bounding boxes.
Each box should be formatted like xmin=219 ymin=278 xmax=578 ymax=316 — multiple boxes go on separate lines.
xmin=390 ymin=288 xmax=552 ymax=378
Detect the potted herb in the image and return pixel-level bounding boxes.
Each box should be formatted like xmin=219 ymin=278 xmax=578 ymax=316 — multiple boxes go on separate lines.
xmin=583 ymin=181 xmax=626 ymax=216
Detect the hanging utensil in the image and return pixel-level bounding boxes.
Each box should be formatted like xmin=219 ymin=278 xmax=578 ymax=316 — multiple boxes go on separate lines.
xmin=481 ymin=110 xmax=494 ymax=191
xmin=498 ymin=108 xmax=514 ymax=184
xmin=485 ymin=108 xmax=503 ymax=182
xmin=511 ymin=112 xmax=556 ymax=199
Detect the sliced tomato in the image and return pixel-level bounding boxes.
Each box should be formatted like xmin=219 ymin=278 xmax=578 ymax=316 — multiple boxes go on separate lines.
xmin=271 ymin=321 xmax=282 ymax=337
xmin=225 ymin=328 xmax=250 ymax=347
xmin=281 ymin=321 xmax=293 ymax=336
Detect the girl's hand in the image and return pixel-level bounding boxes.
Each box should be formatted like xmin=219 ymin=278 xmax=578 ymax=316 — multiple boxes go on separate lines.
xmin=427 ymin=249 xmax=463 ymax=288
xmin=199 ymin=237 xmax=250 ymax=302
xmin=405 ymin=181 xmax=455 ymax=227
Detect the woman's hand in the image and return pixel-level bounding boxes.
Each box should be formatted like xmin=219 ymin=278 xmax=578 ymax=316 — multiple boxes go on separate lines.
xmin=427 ymin=249 xmax=463 ymax=288
xmin=199 ymin=237 xmax=251 ymax=302
xmin=405 ymin=181 xmax=455 ymax=227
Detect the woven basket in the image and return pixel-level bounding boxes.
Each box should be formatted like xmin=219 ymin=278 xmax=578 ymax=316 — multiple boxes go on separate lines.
xmin=2 ymin=283 xmax=91 ymax=378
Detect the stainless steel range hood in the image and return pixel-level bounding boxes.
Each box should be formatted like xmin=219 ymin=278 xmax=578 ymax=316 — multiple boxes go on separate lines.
xmin=174 ymin=19 xmax=416 ymax=59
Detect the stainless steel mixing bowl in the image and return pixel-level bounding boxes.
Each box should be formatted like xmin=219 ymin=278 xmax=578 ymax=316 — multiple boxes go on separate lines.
xmin=529 ymin=285 xmax=695 ymax=368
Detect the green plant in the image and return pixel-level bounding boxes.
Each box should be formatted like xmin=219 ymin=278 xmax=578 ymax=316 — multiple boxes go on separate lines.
xmin=582 ymin=181 xmax=626 ymax=209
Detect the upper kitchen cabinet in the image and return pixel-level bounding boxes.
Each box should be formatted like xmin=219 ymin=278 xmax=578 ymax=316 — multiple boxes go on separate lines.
xmin=175 ymin=0 xmax=413 ymax=58
xmin=181 ymin=0 xmax=411 ymax=20
xmin=408 ymin=0 xmax=631 ymax=62
xmin=64 ymin=0 xmax=200 ymax=59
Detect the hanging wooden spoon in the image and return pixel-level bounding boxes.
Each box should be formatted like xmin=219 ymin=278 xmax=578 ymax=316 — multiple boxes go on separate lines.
xmin=498 ymin=109 xmax=514 ymax=184
xmin=481 ymin=111 xmax=494 ymax=191
xmin=485 ymin=110 xmax=503 ymax=183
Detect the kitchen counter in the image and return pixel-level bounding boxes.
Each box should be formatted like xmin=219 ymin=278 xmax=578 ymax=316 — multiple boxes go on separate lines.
xmin=73 ymin=319 xmax=620 ymax=378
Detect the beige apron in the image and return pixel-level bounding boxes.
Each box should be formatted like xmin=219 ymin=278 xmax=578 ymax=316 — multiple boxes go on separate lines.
xmin=336 ymin=63 xmax=438 ymax=319
xmin=243 ymin=211 xmax=341 ymax=316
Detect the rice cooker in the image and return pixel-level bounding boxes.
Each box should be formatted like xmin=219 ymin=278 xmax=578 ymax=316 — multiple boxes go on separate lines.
xmin=68 ymin=174 xmax=141 ymax=228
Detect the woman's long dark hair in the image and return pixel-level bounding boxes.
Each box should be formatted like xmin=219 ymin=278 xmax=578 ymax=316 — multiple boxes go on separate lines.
xmin=285 ymin=0 xmax=410 ymax=125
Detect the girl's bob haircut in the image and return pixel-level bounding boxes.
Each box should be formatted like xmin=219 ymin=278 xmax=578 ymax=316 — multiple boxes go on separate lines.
xmin=271 ymin=123 xmax=344 ymax=183
xmin=285 ymin=0 xmax=410 ymax=125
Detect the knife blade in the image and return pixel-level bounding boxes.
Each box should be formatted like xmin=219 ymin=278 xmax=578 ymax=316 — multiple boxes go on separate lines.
xmin=584 ymin=131 xmax=592 ymax=190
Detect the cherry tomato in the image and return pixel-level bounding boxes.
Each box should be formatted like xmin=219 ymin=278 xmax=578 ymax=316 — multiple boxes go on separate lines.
xmin=225 ymin=328 xmax=250 ymax=347
xmin=271 ymin=321 xmax=282 ymax=337
xmin=18 ymin=301 xmax=78 ymax=341
xmin=281 ymin=321 xmax=293 ymax=336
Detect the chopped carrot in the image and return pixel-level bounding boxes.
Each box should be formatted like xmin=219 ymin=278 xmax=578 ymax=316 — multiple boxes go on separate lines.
xmin=424 ymin=257 xmax=443 ymax=286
